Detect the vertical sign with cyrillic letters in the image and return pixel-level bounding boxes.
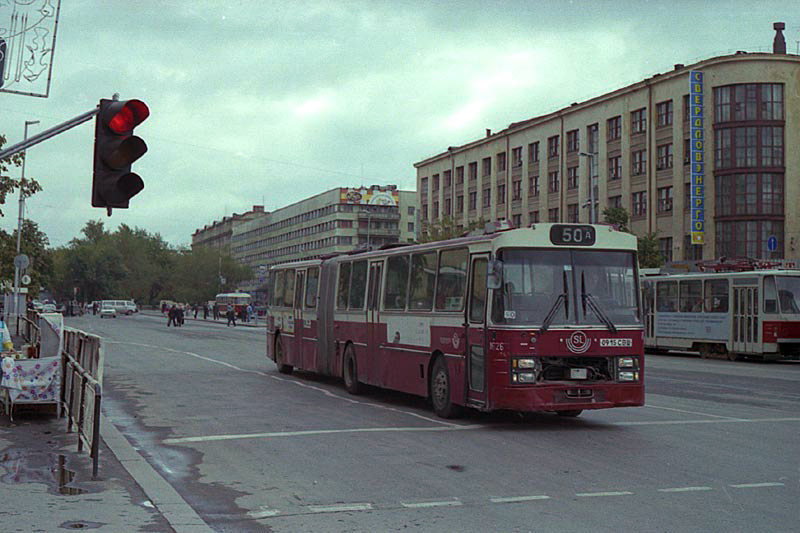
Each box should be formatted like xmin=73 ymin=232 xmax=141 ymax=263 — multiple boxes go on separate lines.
xmin=689 ymin=70 xmax=704 ymax=245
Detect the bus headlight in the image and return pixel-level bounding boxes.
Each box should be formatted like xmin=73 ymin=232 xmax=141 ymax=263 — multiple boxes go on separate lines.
xmin=618 ymin=371 xmax=639 ymax=382
xmin=516 ymin=358 xmax=537 ymax=369
xmin=511 ymin=357 xmax=540 ymax=384
xmin=618 ymin=356 xmax=638 ymax=369
xmin=517 ymin=372 xmax=536 ymax=383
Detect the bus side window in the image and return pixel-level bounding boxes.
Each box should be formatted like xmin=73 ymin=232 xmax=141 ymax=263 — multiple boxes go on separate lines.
xmin=384 ymin=255 xmax=410 ymax=310
xmin=704 ymin=279 xmax=729 ymax=313
xmin=337 ymin=263 xmax=351 ymax=310
xmin=283 ymin=269 xmax=295 ymax=308
xmin=679 ymin=280 xmax=702 ymax=312
xmin=435 ymin=248 xmax=468 ymax=311
xmin=409 ymin=251 xmax=437 ymax=310
xmin=305 ymin=267 xmax=319 ymax=309
xmin=272 ymin=270 xmax=285 ymax=307
xmin=469 ymin=258 xmax=488 ymax=323
xmin=763 ymin=276 xmax=777 ymax=313
xmin=348 ymin=261 xmax=368 ymax=310
xmin=656 ymin=281 xmax=678 ymax=312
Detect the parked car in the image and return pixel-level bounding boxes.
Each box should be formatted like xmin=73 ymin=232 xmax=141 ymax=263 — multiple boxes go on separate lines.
xmin=99 ymin=303 xmax=117 ymax=318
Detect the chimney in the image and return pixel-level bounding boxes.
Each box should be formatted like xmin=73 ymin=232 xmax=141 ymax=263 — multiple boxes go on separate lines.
xmin=773 ymin=22 xmax=786 ymax=54
xmin=674 ymin=63 xmax=684 ymax=70
xmin=485 ymin=128 xmax=492 ymax=137
xmin=252 ymin=205 xmax=264 ymax=213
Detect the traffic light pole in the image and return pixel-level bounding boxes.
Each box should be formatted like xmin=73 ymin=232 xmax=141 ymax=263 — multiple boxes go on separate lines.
xmin=0 ymin=107 xmax=100 ymax=161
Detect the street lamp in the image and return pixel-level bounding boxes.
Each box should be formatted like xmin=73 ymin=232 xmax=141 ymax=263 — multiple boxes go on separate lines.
xmin=12 ymin=120 xmax=40 ymax=326
xmin=579 ymin=151 xmax=597 ymax=223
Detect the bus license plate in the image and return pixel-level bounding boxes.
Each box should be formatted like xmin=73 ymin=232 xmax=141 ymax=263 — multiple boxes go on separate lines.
xmin=570 ymin=368 xmax=588 ymax=379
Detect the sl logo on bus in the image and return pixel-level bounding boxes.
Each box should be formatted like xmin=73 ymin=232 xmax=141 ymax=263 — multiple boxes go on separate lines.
xmin=566 ymin=331 xmax=591 ymax=354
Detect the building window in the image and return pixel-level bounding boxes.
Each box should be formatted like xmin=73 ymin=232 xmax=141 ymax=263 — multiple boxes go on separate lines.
xmin=715 ymin=173 xmax=783 ymax=216
xmin=432 ymin=202 xmax=439 ymax=219
xmin=482 ymin=188 xmax=491 ymax=208
xmin=482 ymin=157 xmax=491 ymax=177
xmin=567 ymin=129 xmax=579 ymax=152
xmin=421 ymin=204 xmax=428 ymax=221
xmin=632 ymin=191 xmax=647 ymax=217
xmin=512 ymin=214 xmax=521 ymax=227
xmin=432 ymin=174 xmax=439 ymax=191
xmin=632 ymin=149 xmax=647 ymax=176
xmin=586 ymin=123 xmax=599 ymax=153
xmin=420 ymin=177 xmax=428 ymax=194
xmin=456 ymin=166 xmax=464 ymax=184
xmin=567 ymin=166 xmax=579 ymax=190
xmin=608 ymin=155 xmax=622 ymax=180
xmin=547 ymin=135 xmax=559 ymax=158
xmin=683 ymin=94 xmax=690 ymax=123
xmin=528 ymin=141 xmax=539 ymax=163
xmin=497 ymin=152 xmax=507 ymax=172
xmin=716 ymin=220 xmax=784 ymax=259
xmin=444 ymin=170 xmax=452 ymax=188
xmin=444 ymin=198 xmax=451 ymax=215
xmin=548 ymin=208 xmax=559 ymax=222
xmin=497 ymin=184 xmax=506 ymax=204
xmin=456 ymin=195 xmax=463 ymax=213
xmin=408 ymin=222 xmax=415 ymax=232
xmin=529 ymin=210 xmax=539 ymax=223
xmin=512 ymin=180 xmax=522 ymax=201
xmin=548 ymin=171 xmax=559 ymax=193
xmin=567 ymin=203 xmax=579 ymax=223
xmin=469 ymin=191 xmax=477 ymax=210
xmin=512 ymin=146 xmax=522 ymax=168
xmin=631 ymin=108 xmax=646 ymax=134
xmin=407 ymin=206 xmax=415 ymax=216
xmin=683 ymin=235 xmax=703 ymax=261
xmin=529 ymin=175 xmax=540 ymax=196
xmin=656 ymin=143 xmax=673 ymax=170
xmin=608 ymin=195 xmax=622 ymax=208
xmin=656 ymin=100 xmax=673 ymax=128
xmin=607 ymin=115 xmax=621 ymax=141
xmin=715 ymin=83 xmax=783 ymax=123
xmin=715 ymin=126 xmax=783 ymax=169
xmin=657 ymin=186 xmax=673 ymax=213
xmin=469 ymin=162 xmax=477 ymax=181
xmin=659 ymin=237 xmax=673 ymax=263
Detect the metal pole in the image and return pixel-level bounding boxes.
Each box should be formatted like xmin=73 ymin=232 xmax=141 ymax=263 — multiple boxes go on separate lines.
xmin=579 ymin=152 xmax=596 ymax=223
xmin=13 ymin=120 xmax=40 ymax=325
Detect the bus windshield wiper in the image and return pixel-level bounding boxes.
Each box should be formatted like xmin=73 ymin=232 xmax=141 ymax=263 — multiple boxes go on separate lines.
xmin=539 ymin=294 xmax=565 ymax=334
xmin=581 ymin=271 xmax=617 ymax=333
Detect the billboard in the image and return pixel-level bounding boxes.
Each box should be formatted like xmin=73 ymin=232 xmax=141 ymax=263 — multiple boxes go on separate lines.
xmin=689 ymin=70 xmax=705 ymax=245
xmin=340 ymin=187 xmax=398 ymax=206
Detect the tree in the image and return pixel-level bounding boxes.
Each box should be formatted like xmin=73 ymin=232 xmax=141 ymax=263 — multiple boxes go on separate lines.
xmin=638 ymin=232 xmax=664 ymax=268
xmin=0 ymin=220 xmax=52 ymax=296
xmin=0 ymin=134 xmax=43 ymax=217
xmin=422 ymin=216 xmax=487 ymax=243
xmin=602 ymin=207 xmax=629 ymax=233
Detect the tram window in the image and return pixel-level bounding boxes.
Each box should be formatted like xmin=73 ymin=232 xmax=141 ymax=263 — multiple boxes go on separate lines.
xmin=283 ymin=269 xmax=295 ymax=308
xmin=679 ymin=280 xmax=702 ymax=312
xmin=470 ymin=258 xmax=488 ymax=323
xmin=272 ymin=270 xmax=285 ymax=307
xmin=763 ymin=276 xmax=777 ymax=313
xmin=348 ymin=260 xmax=368 ymax=310
xmin=435 ymin=248 xmax=468 ymax=311
xmin=656 ymin=281 xmax=678 ymax=312
xmin=305 ymin=267 xmax=319 ymax=309
xmin=384 ymin=255 xmax=410 ymax=310
xmin=410 ymin=251 xmax=437 ymax=310
xmin=337 ymin=263 xmax=351 ymax=310
xmin=704 ymin=279 xmax=728 ymax=313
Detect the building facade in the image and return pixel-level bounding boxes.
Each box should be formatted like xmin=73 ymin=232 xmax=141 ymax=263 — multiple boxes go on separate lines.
xmin=415 ymin=28 xmax=799 ymax=263
xmin=231 ymin=185 xmax=417 ymax=293
xmin=191 ymin=205 xmax=267 ymax=252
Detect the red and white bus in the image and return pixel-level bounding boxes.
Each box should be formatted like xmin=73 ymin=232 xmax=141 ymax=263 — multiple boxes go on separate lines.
xmin=642 ymin=268 xmax=800 ymax=361
xmin=215 ymin=292 xmax=251 ymax=315
xmin=266 ymin=223 xmax=644 ymax=418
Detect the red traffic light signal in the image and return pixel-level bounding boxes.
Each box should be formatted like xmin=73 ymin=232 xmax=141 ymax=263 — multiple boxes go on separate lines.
xmin=92 ymin=98 xmax=149 ymax=210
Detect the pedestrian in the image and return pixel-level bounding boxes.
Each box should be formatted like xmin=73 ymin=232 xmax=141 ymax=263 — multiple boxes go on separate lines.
xmin=246 ymin=303 xmax=253 ymax=323
xmin=193 ymin=304 xmax=198 ymax=319
xmin=213 ymin=304 xmax=219 ymax=320
xmin=167 ymin=304 xmax=176 ymax=327
xmin=226 ymin=305 xmax=236 ymax=327
xmin=93 ymin=301 xmax=98 ymax=315
xmin=203 ymin=304 xmax=208 ymax=320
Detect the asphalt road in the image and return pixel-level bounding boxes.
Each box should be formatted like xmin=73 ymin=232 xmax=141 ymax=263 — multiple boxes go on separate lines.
xmin=68 ymin=312 xmax=800 ymax=532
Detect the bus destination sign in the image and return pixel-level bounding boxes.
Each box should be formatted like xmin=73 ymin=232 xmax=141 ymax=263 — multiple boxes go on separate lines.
xmin=549 ymin=224 xmax=596 ymax=246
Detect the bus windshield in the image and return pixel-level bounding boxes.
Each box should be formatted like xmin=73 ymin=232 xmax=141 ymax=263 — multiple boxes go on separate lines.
xmin=776 ymin=276 xmax=800 ymax=314
xmin=491 ymin=249 xmax=640 ymax=327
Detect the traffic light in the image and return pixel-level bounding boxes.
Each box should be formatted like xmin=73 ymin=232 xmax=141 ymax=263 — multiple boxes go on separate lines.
xmin=92 ymin=98 xmax=149 ymax=211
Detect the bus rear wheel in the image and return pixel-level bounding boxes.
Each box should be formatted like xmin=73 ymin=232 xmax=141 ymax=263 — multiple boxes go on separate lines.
xmin=430 ymin=357 xmax=462 ymax=419
xmin=275 ymin=336 xmax=293 ymax=374
xmin=343 ymin=345 xmax=361 ymax=395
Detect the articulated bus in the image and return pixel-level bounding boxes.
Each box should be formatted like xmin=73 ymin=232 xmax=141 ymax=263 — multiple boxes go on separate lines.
xmin=642 ymin=269 xmax=800 ymax=361
xmin=266 ymin=223 xmax=644 ymax=418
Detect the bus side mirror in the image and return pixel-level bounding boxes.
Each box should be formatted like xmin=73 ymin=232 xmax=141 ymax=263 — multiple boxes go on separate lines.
xmin=487 ymin=259 xmax=503 ymax=290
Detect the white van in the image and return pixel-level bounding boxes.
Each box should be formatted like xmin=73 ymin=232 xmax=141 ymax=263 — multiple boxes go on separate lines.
xmin=124 ymin=300 xmax=138 ymax=313
xmin=102 ymin=300 xmax=135 ymax=315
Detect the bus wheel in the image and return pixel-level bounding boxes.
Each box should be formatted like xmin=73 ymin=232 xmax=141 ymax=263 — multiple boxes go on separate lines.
xmin=275 ymin=337 xmax=293 ymax=374
xmin=343 ymin=345 xmax=361 ymax=395
xmin=430 ymin=357 xmax=462 ymax=419
xmin=727 ymin=351 xmax=743 ymax=362
xmin=556 ymin=410 xmax=583 ymax=417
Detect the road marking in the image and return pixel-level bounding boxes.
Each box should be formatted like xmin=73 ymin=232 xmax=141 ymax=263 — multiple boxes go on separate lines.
xmin=307 ymin=503 xmax=373 ymax=513
xmin=730 ymin=482 xmax=785 ymax=489
xmin=401 ymin=499 xmax=462 ymax=509
xmin=615 ymin=417 xmax=800 ymax=426
xmin=658 ymin=486 xmax=713 ymax=493
xmin=490 ymin=495 xmax=551 ymax=503
xmin=575 ymin=491 xmax=633 ymax=497
xmin=247 ymin=508 xmax=280 ymax=518
xmin=163 ymin=424 xmax=483 ymax=444
xmin=646 ymin=404 xmax=745 ymax=420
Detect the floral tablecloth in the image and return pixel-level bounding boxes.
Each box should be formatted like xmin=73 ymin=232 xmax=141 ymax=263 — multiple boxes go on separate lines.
xmin=1 ymin=356 xmax=61 ymax=403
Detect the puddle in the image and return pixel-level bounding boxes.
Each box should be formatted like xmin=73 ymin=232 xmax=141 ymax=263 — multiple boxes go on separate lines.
xmin=0 ymin=449 xmax=88 ymax=495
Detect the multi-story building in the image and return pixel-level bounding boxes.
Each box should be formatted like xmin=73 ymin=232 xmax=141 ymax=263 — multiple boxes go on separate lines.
xmin=231 ymin=185 xmax=417 ymax=294
xmin=415 ymin=24 xmax=799 ymax=263
xmin=191 ymin=205 xmax=267 ymax=252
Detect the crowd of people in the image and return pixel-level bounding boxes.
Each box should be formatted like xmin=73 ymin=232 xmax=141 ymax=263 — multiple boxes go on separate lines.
xmin=160 ymin=302 xmax=258 ymax=327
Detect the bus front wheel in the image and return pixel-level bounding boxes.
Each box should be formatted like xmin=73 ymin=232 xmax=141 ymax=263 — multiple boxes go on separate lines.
xmin=275 ymin=337 xmax=293 ymax=374
xmin=556 ymin=410 xmax=583 ymax=417
xmin=343 ymin=345 xmax=361 ymax=395
xmin=430 ymin=357 xmax=462 ymax=419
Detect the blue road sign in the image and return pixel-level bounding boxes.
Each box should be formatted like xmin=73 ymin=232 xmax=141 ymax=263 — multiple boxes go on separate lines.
xmin=767 ymin=235 xmax=778 ymax=252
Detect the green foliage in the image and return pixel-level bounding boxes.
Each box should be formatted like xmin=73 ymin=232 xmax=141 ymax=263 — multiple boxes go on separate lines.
xmin=0 ymin=134 xmax=43 ymax=218
xmin=638 ymin=232 xmax=664 ymax=268
xmin=602 ymin=207 xmax=629 ymax=233
xmin=0 ymin=220 xmax=52 ymax=295
xmin=421 ymin=216 xmax=487 ymax=243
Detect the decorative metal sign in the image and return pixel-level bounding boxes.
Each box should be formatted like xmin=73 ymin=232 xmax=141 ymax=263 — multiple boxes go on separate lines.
xmin=0 ymin=0 xmax=61 ymax=98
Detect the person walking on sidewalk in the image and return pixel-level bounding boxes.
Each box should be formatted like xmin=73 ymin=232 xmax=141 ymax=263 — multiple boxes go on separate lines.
xmin=226 ymin=305 xmax=236 ymax=327
xmin=167 ymin=305 xmax=177 ymax=327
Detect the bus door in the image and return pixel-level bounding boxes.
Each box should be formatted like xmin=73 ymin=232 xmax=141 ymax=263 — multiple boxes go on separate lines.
xmin=366 ymin=261 xmax=383 ymax=385
xmin=302 ymin=267 xmax=320 ymax=372
xmin=732 ymin=284 xmax=758 ymax=353
xmin=465 ymin=254 xmax=488 ymax=407
xmin=293 ymin=270 xmax=306 ymax=365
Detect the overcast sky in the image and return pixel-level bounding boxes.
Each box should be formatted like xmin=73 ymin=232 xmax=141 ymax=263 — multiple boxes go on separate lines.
xmin=0 ymin=0 xmax=796 ymax=248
